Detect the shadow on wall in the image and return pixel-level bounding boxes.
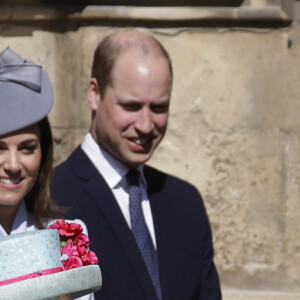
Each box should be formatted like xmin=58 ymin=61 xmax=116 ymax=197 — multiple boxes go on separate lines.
xmin=41 ymin=0 xmax=244 ymax=6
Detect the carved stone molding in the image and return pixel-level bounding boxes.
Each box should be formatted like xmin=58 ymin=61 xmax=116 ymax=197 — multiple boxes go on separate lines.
xmin=0 ymin=0 xmax=294 ymax=27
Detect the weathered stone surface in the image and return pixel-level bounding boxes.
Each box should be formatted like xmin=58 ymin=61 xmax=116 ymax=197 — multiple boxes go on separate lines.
xmin=51 ymin=127 xmax=86 ymax=166
xmin=223 ymin=290 xmax=300 ymax=300
xmin=50 ymin=30 xmax=88 ymax=128
xmin=284 ymin=27 xmax=300 ymax=131
xmin=157 ymin=29 xmax=289 ymax=132
xmin=285 ymin=133 xmax=300 ymax=284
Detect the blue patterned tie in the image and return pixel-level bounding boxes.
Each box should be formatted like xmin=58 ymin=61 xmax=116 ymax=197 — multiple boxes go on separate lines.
xmin=126 ymin=170 xmax=162 ymax=300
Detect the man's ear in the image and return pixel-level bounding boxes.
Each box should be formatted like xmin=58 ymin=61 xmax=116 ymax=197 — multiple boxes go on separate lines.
xmin=87 ymin=78 xmax=101 ymax=111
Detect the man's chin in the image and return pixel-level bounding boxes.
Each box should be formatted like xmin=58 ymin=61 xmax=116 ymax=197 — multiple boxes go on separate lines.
xmin=123 ymin=153 xmax=152 ymax=168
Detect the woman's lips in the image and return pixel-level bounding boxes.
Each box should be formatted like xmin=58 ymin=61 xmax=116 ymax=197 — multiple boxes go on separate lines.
xmin=0 ymin=178 xmax=22 ymax=185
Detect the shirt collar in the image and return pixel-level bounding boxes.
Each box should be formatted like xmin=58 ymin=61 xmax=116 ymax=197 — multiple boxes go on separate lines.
xmin=81 ymin=133 xmax=147 ymax=189
xmin=0 ymin=200 xmax=32 ymax=237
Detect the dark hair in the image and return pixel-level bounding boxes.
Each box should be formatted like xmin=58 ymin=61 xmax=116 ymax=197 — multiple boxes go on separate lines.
xmin=91 ymin=31 xmax=173 ymax=99
xmin=24 ymin=117 xmax=61 ymax=228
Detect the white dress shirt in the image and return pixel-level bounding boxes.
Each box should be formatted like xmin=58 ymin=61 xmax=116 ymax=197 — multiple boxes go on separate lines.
xmin=0 ymin=201 xmax=36 ymax=237
xmin=81 ymin=132 xmax=157 ymax=248
xmin=0 ymin=200 xmax=94 ymax=300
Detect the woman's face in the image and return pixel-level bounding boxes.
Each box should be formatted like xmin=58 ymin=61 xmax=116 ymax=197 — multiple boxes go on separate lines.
xmin=0 ymin=125 xmax=42 ymax=207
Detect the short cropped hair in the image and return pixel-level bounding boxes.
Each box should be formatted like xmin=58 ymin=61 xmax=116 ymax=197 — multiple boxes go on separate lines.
xmin=91 ymin=31 xmax=173 ymax=98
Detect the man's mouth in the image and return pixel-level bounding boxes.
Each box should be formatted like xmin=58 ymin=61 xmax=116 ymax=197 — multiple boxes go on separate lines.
xmin=0 ymin=178 xmax=22 ymax=185
xmin=129 ymin=138 xmax=150 ymax=146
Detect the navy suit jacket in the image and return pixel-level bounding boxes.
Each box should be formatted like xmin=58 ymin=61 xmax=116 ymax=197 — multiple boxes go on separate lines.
xmin=51 ymin=146 xmax=222 ymax=300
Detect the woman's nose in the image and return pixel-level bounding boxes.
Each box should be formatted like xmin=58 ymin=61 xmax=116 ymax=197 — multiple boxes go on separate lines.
xmin=2 ymin=152 xmax=21 ymax=173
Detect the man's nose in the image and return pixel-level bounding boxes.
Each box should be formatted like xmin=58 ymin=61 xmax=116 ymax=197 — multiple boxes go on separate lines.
xmin=2 ymin=152 xmax=21 ymax=172
xmin=135 ymin=108 xmax=154 ymax=134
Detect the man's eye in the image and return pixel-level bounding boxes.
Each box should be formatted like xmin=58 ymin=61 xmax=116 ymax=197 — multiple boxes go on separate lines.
xmin=122 ymin=104 xmax=141 ymax=111
xmin=151 ymin=105 xmax=168 ymax=113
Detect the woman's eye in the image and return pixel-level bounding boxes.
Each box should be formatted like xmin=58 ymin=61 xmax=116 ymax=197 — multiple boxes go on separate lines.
xmin=21 ymin=145 xmax=38 ymax=154
xmin=0 ymin=143 xmax=6 ymax=152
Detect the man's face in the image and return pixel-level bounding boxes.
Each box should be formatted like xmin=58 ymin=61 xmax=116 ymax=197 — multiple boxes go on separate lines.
xmin=89 ymin=52 xmax=172 ymax=169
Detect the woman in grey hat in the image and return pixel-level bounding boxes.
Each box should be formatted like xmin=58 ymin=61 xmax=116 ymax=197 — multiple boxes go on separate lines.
xmin=0 ymin=47 xmax=61 ymax=234
xmin=0 ymin=48 xmax=100 ymax=300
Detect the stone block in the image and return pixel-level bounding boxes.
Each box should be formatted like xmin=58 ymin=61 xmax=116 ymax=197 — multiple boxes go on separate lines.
xmin=283 ymin=27 xmax=300 ymax=131
xmin=52 ymin=127 xmax=86 ymax=166
xmin=50 ymin=29 xmax=90 ymax=128
xmin=154 ymin=30 xmax=287 ymax=132
xmin=285 ymin=133 xmax=300 ymax=283
xmin=223 ymin=289 xmax=300 ymax=299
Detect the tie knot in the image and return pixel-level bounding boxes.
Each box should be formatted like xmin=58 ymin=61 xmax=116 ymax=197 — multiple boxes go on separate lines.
xmin=126 ymin=169 xmax=140 ymax=187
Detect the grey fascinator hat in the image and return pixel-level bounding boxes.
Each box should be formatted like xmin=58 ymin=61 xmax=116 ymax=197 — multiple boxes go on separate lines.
xmin=0 ymin=47 xmax=53 ymax=136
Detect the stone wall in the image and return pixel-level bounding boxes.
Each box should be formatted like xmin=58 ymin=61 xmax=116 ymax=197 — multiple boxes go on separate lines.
xmin=1 ymin=2 xmax=300 ymax=299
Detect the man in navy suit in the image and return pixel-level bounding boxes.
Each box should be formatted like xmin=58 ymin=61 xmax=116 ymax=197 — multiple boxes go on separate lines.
xmin=51 ymin=30 xmax=222 ymax=299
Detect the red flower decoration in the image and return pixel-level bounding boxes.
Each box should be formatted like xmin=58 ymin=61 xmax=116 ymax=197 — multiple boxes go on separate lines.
xmin=82 ymin=250 xmax=98 ymax=265
xmin=75 ymin=233 xmax=90 ymax=256
xmin=68 ymin=222 xmax=83 ymax=239
xmin=62 ymin=239 xmax=79 ymax=257
xmin=48 ymin=219 xmax=98 ymax=271
xmin=49 ymin=219 xmax=83 ymax=239
xmin=63 ymin=256 xmax=83 ymax=269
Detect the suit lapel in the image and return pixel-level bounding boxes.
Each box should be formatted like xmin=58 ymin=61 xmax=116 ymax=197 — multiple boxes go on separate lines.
xmin=145 ymin=166 xmax=173 ymax=298
xmin=70 ymin=148 xmax=158 ymax=299
xmin=144 ymin=165 xmax=171 ymax=251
